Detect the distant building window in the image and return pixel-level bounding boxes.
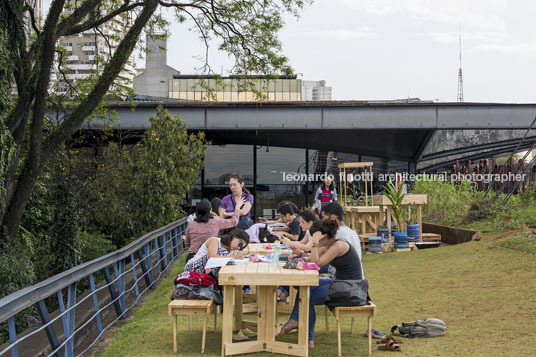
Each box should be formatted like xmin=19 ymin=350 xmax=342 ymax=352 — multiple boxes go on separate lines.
xmin=77 ymin=69 xmax=91 ymax=74
xmin=66 ymin=60 xmax=78 ymax=65
xmin=84 ymin=51 xmax=96 ymax=56
xmin=62 ymin=42 xmax=72 ymax=46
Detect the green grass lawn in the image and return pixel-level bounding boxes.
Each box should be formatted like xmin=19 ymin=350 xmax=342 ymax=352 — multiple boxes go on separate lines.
xmin=100 ymin=241 xmax=536 ymax=356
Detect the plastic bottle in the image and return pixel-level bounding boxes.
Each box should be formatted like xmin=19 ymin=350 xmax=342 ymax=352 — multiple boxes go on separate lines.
xmin=272 ymin=245 xmax=280 ymax=266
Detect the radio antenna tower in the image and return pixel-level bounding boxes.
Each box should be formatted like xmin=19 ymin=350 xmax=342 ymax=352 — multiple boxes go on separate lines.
xmin=457 ymin=24 xmax=464 ymax=102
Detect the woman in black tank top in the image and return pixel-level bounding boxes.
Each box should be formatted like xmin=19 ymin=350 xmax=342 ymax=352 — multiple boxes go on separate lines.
xmin=279 ymin=219 xmax=364 ymax=347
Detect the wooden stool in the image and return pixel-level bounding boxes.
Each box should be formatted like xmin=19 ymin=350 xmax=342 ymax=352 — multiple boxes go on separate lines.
xmin=324 ymin=303 xmax=377 ymax=356
xmin=168 ymin=299 xmax=217 ymax=354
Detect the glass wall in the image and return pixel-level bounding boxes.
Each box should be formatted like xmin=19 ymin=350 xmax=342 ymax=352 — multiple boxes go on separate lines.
xmin=169 ymin=77 xmax=301 ymax=102
xmin=184 ymin=144 xmax=409 ymax=218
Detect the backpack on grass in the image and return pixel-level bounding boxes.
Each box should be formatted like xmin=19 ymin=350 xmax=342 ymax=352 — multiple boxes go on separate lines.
xmin=390 ymin=318 xmax=447 ymax=338
xmin=175 ymin=271 xmax=217 ymax=287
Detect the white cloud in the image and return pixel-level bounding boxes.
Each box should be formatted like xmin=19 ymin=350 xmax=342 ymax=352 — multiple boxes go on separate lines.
xmin=475 ymin=43 xmax=536 ymax=53
xmin=295 ymin=27 xmax=376 ymax=40
xmin=336 ymin=0 xmax=508 ymax=30
xmin=424 ymin=31 xmax=506 ymax=44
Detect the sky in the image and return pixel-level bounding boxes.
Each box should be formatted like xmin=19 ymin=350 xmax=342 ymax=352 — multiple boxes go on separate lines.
xmin=46 ymin=0 xmax=536 ymax=103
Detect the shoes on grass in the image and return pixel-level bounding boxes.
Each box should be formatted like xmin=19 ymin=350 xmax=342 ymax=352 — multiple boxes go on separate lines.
xmin=240 ymin=328 xmax=257 ymax=338
xmin=232 ymin=331 xmax=249 ymax=341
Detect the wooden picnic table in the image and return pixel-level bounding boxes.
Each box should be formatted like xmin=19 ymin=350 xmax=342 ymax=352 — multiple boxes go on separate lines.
xmin=245 ymin=243 xmax=292 ymax=256
xmin=219 ymin=263 xmax=319 ymax=357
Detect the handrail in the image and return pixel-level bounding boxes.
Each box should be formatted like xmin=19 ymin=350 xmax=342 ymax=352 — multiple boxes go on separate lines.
xmin=0 ymin=216 xmax=188 ymax=357
xmin=0 ymin=217 xmax=187 ymax=323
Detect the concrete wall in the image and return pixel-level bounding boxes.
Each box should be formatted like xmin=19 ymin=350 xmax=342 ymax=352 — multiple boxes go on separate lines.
xmin=418 ymin=129 xmax=532 ymax=169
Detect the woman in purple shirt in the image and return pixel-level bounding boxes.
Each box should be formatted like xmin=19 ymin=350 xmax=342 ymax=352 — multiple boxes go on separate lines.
xmin=220 ymin=173 xmax=254 ymax=230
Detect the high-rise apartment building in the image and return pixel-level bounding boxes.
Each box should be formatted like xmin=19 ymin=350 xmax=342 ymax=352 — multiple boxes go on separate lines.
xmin=57 ymin=6 xmax=136 ymax=93
xmin=301 ymin=80 xmax=332 ymax=101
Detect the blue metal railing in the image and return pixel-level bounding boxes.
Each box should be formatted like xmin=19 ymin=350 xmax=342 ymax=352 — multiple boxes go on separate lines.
xmin=0 ymin=217 xmax=188 ymax=357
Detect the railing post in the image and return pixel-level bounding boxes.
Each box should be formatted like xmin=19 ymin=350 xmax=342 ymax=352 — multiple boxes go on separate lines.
xmin=144 ymin=243 xmax=154 ymax=288
xmin=58 ymin=283 xmax=77 ymax=357
xmin=172 ymin=227 xmax=179 ymax=257
xmin=160 ymin=234 xmax=168 ymax=271
xmin=137 ymin=248 xmax=153 ymax=289
xmin=7 ymin=315 xmax=19 ymax=357
xmin=115 ymin=260 xmax=127 ymax=318
xmin=35 ymin=300 xmax=64 ymax=357
xmin=130 ymin=254 xmax=140 ymax=297
xmin=89 ymin=274 xmax=105 ymax=341
xmin=154 ymin=237 xmax=161 ymax=276
xmin=103 ymin=266 xmax=124 ymax=318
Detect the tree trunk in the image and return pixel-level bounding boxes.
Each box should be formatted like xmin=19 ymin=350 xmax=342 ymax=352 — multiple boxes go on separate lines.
xmin=1 ymin=0 xmax=160 ymax=241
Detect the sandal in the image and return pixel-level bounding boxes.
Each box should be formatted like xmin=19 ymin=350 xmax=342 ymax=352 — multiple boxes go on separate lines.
xmin=378 ymin=340 xmax=401 ymax=352
xmin=377 ymin=335 xmax=403 ymax=344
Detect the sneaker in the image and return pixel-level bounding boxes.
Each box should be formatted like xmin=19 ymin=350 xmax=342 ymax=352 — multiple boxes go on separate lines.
xmin=232 ymin=330 xmax=249 ymax=342
xmin=364 ymin=329 xmax=386 ymax=339
xmin=240 ymin=328 xmax=257 ymax=338
xmin=242 ymin=286 xmax=252 ymax=294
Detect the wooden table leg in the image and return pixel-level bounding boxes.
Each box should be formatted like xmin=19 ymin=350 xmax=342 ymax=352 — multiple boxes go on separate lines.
xmin=298 ymin=286 xmax=310 ymax=357
xmin=257 ymin=286 xmax=268 ymax=342
xmin=265 ymin=286 xmax=276 ymax=344
xmin=221 ymin=286 xmax=235 ymax=357
xmin=202 ymin=311 xmax=208 ymax=354
xmin=368 ymin=315 xmax=372 ymax=355
xmin=234 ymin=285 xmax=243 ymax=332
xmin=173 ymin=314 xmax=177 ymax=353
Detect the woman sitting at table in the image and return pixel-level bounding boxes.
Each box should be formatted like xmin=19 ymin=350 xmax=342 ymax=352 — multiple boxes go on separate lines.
xmin=279 ymin=219 xmax=363 ymax=348
xmin=184 ymin=197 xmax=244 ymax=264
xmin=184 ymin=229 xmax=249 ymax=273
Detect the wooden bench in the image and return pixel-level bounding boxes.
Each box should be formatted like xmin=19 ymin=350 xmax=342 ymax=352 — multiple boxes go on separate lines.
xmin=422 ymin=233 xmax=441 ymax=242
xmin=324 ymin=303 xmax=377 ymax=356
xmin=168 ymin=299 xmax=217 ymax=354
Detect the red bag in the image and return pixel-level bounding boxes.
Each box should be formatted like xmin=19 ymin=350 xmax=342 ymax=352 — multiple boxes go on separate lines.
xmin=175 ymin=271 xmax=217 ymax=287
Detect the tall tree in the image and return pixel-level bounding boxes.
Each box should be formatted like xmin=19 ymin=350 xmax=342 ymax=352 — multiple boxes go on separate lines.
xmin=0 ymin=0 xmax=309 ymax=245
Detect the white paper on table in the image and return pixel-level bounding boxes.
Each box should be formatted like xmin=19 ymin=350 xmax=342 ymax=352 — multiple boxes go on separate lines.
xmin=205 ymin=257 xmax=232 ymax=269
xmin=228 ymin=258 xmax=250 ymax=265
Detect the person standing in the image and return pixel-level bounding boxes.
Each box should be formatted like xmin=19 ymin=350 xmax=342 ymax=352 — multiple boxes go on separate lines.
xmin=220 ymin=173 xmax=254 ymax=230
xmin=312 ymin=176 xmax=337 ymax=215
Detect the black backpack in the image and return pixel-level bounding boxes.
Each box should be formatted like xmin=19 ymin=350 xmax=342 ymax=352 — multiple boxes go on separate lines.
xmin=258 ymin=224 xmax=279 ymax=243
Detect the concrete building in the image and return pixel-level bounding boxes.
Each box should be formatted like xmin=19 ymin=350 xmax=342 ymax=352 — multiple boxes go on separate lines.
xmin=133 ymin=38 xmax=330 ymax=102
xmin=301 ymin=80 xmax=332 ymax=101
xmin=133 ymin=34 xmax=180 ymax=98
xmin=57 ymin=6 xmax=136 ymax=93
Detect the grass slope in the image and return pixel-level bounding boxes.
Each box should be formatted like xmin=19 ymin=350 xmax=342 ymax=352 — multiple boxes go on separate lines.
xmin=101 ymin=242 xmax=536 ymax=356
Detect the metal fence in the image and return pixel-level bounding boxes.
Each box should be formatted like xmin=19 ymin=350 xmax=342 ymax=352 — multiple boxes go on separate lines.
xmin=0 ymin=217 xmax=188 ymax=357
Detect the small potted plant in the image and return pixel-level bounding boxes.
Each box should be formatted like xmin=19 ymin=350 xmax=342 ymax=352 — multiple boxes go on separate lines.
xmin=383 ymin=181 xmax=407 ymax=249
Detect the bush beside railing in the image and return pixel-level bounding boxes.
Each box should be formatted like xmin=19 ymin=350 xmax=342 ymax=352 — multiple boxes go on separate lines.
xmin=0 ymin=217 xmax=188 ymax=357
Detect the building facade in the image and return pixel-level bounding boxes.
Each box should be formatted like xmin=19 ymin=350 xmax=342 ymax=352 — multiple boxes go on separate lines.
xmin=133 ymin=34 xmax=181 ymax=98
xmin=57 ymin=7 xmax=136 ymax=93
xmin=167 ymin=76 xmax=302 ymax=102
xmin=301 ymin=80 xmax=332 ymax=101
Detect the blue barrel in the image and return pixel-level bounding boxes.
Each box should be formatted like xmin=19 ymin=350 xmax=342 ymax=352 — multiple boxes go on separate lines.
xmin=394 ymin=232 xmax=408 ymax=249
xmin=368 ymin=236 xmax=382 ymax=253
xmin=377 ymin=227 xmax=390 ymax=243
xmin=407 ymin=224 xmax=420 ymax=242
